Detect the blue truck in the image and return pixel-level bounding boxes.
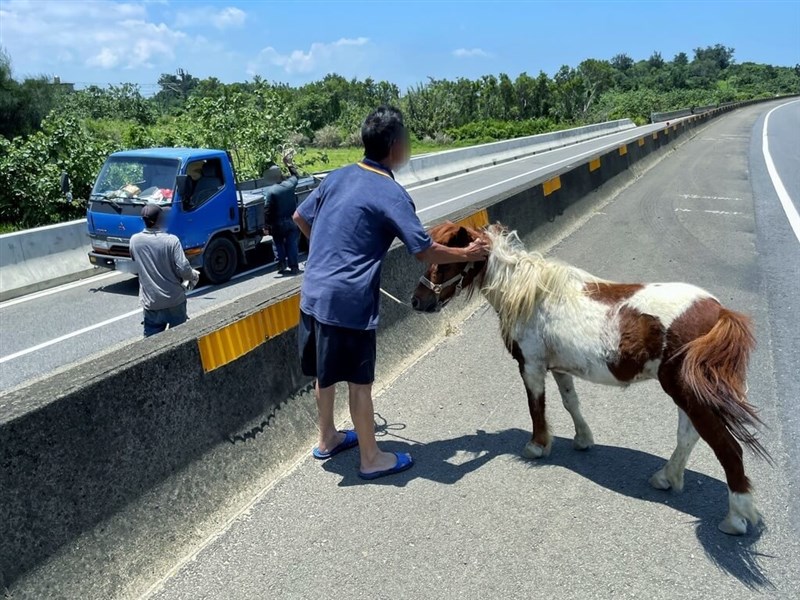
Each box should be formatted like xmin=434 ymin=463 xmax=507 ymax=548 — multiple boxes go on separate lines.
xmin=70 ymin=148 xmax=318 ymax=284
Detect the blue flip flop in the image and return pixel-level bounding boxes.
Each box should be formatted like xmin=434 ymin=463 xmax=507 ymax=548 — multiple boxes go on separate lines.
xmin=312 ymin=430 xmax=358 ymax=459
xmin=358 ymin=452 xmax=414 ymax=480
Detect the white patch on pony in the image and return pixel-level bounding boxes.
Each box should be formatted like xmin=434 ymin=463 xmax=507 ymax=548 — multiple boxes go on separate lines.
xmin=626 ymin=283 xmax=715 ymax=329
xmin=719 ymin=491 xmax=760 ymax=536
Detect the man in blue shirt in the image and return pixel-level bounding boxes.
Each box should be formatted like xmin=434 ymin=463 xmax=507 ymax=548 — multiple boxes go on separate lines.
xmin=293 ymin=106 xmax=488 ymax=479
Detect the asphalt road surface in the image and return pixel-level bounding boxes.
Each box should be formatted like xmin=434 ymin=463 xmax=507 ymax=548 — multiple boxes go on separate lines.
xmin=146 ymin=101 xmax=800 ymax=599
xmin=0 ymin=119 xmax=681 ymax=392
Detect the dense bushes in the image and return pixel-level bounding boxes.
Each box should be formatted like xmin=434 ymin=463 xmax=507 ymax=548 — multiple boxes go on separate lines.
xmin=0 ymin=114 xmax=117 ymax=227
xmin=447 ymin=118 xmax=567 ymax=144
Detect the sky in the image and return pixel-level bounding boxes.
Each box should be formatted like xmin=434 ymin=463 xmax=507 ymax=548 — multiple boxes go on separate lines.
xmin=1 ymin=0 xmax=798 ymax=92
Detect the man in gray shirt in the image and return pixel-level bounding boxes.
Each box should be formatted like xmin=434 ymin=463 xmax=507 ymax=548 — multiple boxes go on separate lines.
xmin=129 ymin=204 xmax=199 ymax=337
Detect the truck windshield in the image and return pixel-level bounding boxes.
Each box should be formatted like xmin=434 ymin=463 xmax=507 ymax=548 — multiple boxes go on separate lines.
xmin=91 ymin=156 xmax=181 ymax=205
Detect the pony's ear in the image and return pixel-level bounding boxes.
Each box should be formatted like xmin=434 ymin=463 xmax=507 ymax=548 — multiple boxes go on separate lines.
xmin=453 ymin=226 xmax=474 ymax=247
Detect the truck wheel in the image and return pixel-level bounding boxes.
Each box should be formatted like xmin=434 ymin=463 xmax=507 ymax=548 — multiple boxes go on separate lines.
xmin=204 ymin=237 xmax=238 ymax=284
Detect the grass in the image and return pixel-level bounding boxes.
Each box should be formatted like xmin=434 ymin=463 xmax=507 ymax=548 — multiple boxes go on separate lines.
xmin=295 ymin=140 xmax=470 ymax=173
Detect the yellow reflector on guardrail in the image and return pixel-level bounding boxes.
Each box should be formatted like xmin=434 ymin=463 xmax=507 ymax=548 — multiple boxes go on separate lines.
xmin=455 ymin=209 xmax=490 ymax=230
xmin=589 ymin=158 xmax=601 ymax=172
xmin=638 ymin=138 xmax=645 ymax=147
xmin=198 ymin=294 xmax=301 ymax=372
xmin=543 ymin=176 xmax=561 ymax=196
xmin=618 ymin=144 xmax=628 ymax=156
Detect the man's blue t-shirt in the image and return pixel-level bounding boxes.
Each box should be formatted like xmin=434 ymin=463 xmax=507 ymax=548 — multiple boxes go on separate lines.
xmin=297 ymin=159 xmax=433 ymax=331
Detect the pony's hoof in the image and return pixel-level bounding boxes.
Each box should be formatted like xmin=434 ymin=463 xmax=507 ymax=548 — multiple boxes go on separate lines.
xmin=649 ymin=469 xmax=672 ymax=490
xmin=718 ymin=515 xmax=748 ymax=536
xmin=522 ymin=441 xmax=551 ymax=459
xmin=573 ymin=433 xmax=594 ymax=451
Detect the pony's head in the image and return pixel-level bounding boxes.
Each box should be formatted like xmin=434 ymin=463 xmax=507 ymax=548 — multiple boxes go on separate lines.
xmin=411 ymin=221 xmax=494 ymax=312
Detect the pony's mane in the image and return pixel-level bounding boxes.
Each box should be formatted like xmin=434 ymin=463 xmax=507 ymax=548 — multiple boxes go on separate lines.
xmin=479 ymin=228 xmax=593 ymax=340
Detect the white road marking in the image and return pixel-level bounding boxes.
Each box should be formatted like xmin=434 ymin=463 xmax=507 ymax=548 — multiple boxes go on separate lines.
xmin=0 ymin=309 xmax=142 ymax=364
xmin=679 ymin=194 xmax=742 ymax=201
xmin=675 ymin=208 xmax=746 ymax=216
xmin=0 ymin=260 xmax=286 ymax=364
xmin=0 ymin=270 xmax=123 ymax=309
xmin=762 ymin=99 xmax=800 ymax=244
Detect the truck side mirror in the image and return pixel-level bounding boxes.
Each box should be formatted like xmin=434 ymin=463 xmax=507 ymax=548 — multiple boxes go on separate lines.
xmin=60 ymin=172 xmax=71 ymax=195
xmin=176 ymin=174 xmax=191 ymax=207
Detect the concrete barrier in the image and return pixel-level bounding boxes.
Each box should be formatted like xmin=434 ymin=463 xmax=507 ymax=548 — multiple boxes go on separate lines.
xmin=395 ymin=119 xmax=635 ymax=187
xmin=0 ymin=219 xmax=102 ymax=302
xmin=0 ymin=96 xmax=787 ymax=599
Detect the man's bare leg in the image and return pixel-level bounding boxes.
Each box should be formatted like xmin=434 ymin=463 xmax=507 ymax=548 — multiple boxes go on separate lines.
xmin=316 ymin=381 xmax=344 ymax=453
xmin=348 ymin=382 xmax=404 ymax=473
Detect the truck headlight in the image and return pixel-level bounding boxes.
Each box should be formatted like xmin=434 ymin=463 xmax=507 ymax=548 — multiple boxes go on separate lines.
xmin=92 ymin=238 xmax=110 ymax=250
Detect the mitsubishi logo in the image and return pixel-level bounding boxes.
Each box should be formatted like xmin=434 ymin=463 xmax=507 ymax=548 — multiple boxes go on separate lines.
xmin=118 ymin=223 xmax=126 ymax=231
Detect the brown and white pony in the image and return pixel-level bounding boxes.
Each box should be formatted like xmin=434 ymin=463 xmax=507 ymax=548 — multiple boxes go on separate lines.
xmin=412 ymin=222 xmax=768 ymax=536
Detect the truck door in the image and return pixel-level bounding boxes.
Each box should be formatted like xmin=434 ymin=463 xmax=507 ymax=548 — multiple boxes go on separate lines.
xmin=176 ymin=158 xmax=237 ymax=250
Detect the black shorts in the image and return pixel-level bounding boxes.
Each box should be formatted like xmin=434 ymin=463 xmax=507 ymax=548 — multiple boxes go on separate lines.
xmin=298 ymin=311 xmax=377 ymax=388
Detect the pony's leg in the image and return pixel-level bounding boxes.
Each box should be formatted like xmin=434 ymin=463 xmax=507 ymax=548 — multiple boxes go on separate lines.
xmin=508 ymin=342 xmax=550 ymax=459
xmin=668 ymin=396 xmax=759 ymax=535
xmin=520 ymin=367 xmax=551 ymax=459
xmin=687 ymin=403 xmax=760 ymax=535
xmin=649 ymin=408 xmax=699 ymax=492
xmin=552 ymin=372 xmax=594 ymax=450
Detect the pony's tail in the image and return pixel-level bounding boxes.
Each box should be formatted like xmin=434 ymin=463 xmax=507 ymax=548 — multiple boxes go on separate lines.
xmin=679 ymin=308 xmax=771 ymax=463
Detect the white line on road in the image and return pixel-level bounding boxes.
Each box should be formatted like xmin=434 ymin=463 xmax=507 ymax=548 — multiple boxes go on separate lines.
xmin=0 ymin=260 xmax=284 ymax=364
xmin=0 ymin=309 xmax=142 ymax=364
xmin=679 ymin=194 xmax=742 ymax=201
xmin=762 ymin=99 xmax=800 ymax=244
xmin=0 ymin=270 xmax=124 ymax=309
xmin=674 ymin=208 xmax=746 ymax=216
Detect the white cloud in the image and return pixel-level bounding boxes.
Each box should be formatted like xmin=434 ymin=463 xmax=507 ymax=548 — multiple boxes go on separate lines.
xmin=0 ymin=0 xmax=193 ymax=73
xmin=175 ymin=5 xmax=246 ymax=30
xmin=452 ymin=48 xmax=491 ymax=59
xmin=212 ymin=7 xmax=246 ymax=29
xmin=248 ymin=37 xmax=370 ymax=75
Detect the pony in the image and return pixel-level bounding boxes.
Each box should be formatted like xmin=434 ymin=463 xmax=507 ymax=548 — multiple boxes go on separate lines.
xmin=412 ymin=222 xmax=768 ymax=536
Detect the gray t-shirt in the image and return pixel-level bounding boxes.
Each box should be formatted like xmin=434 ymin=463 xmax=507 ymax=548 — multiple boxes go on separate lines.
xmin=129 ymin=229 xmax=194 ymax=310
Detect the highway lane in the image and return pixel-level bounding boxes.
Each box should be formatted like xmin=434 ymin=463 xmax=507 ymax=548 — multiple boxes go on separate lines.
xmin=0 ymin=116 xmax=725 ymax=392
xmin=149 ymin=101 xmax=800 ymax=600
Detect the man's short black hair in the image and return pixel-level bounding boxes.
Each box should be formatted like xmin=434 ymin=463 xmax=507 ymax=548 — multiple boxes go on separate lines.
xmin=141 ymin=203 xmax=162 ymax=228
xmin=361 ymin=105 xmax=407 ymax=161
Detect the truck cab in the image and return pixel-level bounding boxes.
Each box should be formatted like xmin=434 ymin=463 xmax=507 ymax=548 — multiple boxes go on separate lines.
xmin=84 ymin=148 xmax=317 ymax=284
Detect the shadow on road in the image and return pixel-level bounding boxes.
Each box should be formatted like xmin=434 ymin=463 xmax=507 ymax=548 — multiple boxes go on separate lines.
xmin=322 ymin=425 xmax=773 ymax=590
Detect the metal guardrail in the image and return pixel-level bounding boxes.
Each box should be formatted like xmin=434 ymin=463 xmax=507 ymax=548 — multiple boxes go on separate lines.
xmin=650 ymin=103 xmax=727 ymax=123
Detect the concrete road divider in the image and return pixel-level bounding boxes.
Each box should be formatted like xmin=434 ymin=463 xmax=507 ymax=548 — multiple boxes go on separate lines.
xmin=0 ymin=96 xmax=789 ymax=599
xmin=395 ymin=119 xmax=635 ymax=187
xmin=0 ymin=219 xmax=103 ymax=302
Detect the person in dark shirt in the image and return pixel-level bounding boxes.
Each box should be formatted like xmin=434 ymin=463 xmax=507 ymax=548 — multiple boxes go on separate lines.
xmin=264 ymin=155 xmax=301 ymax=275
xmin=293 ymin=106 xmax=489 ymax=479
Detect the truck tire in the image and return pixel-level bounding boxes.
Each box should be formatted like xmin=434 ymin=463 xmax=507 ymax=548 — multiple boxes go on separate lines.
xmin=203 ymin=237 xmax=238 ymax=284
